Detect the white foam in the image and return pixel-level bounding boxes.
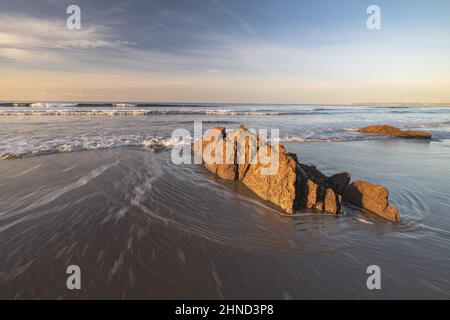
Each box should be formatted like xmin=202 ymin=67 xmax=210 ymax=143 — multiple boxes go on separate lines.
xmin=204 ymin=109 xmax=282 ymax=115
xmin=355 ymin=217 xmax=374 ymax=225
xmin=280 ymin=134 xmax=376 ymax=143
xmin=0 ymin=134 xmax=186 ymax=160
xmin=112 ymin=103 xmax=137 ymax=108
xmin=29 ymin=102 xmax=78 ymax=108
xmin=0 ymin=108 xmax=296 ymax=116
xmin=0 ymin=109 xmax=151 ymax=116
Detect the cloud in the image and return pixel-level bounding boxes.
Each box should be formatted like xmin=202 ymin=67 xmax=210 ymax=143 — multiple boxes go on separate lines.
xmin=0 ymin=47 xmax=65 ymax=64
xmin=1 ymin=6 xmax=448 ymax=104
xmin=209 ymin=0 xmax=260 ymax=41
xmin=0 ymin=10 xmax=311 ymax=74
xmin=0 ymin=14 xmax=134 ymax=63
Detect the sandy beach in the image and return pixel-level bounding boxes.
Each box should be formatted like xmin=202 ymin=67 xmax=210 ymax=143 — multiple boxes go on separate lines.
xmin=1 ymin=107 xmax=450 ymax=299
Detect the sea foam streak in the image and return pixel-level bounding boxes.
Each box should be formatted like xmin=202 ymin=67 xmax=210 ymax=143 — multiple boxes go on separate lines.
xmin=279 ymin=135 xmax=376 ymax=142
xmin=0 ymin=131 xmax=392 ymax=160
xmin=0 ymin=109 xmax=293 ymax=116
xmin=29 ymin=102 xmax=79 ymax=108
xmin=0 ymin=134 xmax=187 ymax=160
xmin=0 ymin=104 xmax=356 ymax=116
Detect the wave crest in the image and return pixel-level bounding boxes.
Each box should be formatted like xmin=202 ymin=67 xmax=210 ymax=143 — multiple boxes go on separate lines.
xmin=0 ymin=135 xmax=187 ymax=160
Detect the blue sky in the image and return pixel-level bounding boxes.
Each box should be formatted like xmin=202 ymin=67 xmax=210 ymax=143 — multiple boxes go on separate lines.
xmin=1 ymin=0 xmax=449 ymax=103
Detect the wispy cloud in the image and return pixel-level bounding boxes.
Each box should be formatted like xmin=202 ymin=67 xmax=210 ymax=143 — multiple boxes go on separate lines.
xmin=0 ymin=14 xmax=134 ymax=63
xmin=0 ymin=0 xmax=449 ymax=103
xmin=209 ymin=0 xmax=265 ymax=46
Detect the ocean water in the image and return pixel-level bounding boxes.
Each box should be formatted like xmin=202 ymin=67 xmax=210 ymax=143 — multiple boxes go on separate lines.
xmin=0 ymin=103 xmax=449 ymax=299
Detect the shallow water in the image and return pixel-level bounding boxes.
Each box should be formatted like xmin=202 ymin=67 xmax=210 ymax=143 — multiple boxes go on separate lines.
xmin=0 ymin=104 xmax=449 ymax=299
xmin=1 ymin=103 xmax=450 ymax=159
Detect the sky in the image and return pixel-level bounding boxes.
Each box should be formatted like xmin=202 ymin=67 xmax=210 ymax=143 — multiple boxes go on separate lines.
xmin=0 ymin=0 xmax=449 ymax=104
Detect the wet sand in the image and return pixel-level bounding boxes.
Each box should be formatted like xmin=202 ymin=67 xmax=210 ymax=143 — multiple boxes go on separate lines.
xmin=1 ymin=139 xmax=449 ymax=299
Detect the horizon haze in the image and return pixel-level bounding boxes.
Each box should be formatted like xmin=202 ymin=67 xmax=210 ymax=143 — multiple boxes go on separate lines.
xmin=1 ymin=0 xmax=449 ymax=104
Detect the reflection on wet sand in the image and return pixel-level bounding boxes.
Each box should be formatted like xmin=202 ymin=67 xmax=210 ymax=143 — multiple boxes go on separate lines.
xmin=0 ymin=141 xmax=449 ymax=299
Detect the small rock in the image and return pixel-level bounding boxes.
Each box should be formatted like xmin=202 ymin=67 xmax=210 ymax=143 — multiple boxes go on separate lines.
xmin=344 ymin=180 xmax=400 ymax=222
xmin=358 ymin=125 xmax=431 ymax=139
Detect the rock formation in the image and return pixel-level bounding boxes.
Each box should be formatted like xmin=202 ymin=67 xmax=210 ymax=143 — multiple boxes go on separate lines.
xmin=241 ymin=143 xmax=299 ymax=214
xmin=295 ymin=164 xmax=344 ymax=214
xmin=193 ymin=125 xmax=400 ymax=222
xmin=193 ymin=125 xmax=343 ymax=214
xmin=344 ymin=181 xmax=400 ymax=222
xmin=358 ymin=125 xmax=431 ymax=139
xmin=327 ymin=172 xmax=351 ymax=194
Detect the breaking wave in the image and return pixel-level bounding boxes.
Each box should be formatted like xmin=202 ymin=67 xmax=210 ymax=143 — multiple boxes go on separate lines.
xmin=280 ymin=134 xmax=378 ymax=143
xmin=0 ymin=103 xmax=368 ymax=116
xmin=0 ymin=131 xmax=390 ymax=160
xmin=0 ymin=108 xmax=363 ymax=116
xmin=112 ymin=103 xmax=138 ymax=108
xmin=0 ymin=134 xmax=187 ymax=160
xmin=29 ymin=102 xmax=79 ymax=108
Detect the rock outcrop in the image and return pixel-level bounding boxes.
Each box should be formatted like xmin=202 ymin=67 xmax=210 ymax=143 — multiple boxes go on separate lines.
xmin=327 ymin=172 xmax=351 ymax=194
xmin=295 ymin=164 xmax=344 ymax=214
xmin=344 ymin=181 xmax=400 ymax=222
xmin=192 ymin=126 xmax=237 ymax=180
xmin=358 ymin=125 xmax=431 ymax=139
xmin=193 ymin=125 xmax=343 ymax=214
xmin=241 ymin=143 xmax=298 ymax=213
xmin=193 ymin=125 xmax=400 ymax=222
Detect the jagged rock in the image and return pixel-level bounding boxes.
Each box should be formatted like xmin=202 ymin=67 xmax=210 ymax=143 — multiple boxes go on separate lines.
xmin=304 ymin=178 xmax=319 ymax=209
xmin=227 ymin=125 xmax=256 ymax=180
xmin=205 ymin=125 xmax=226 ymax=137
xmin=358 ymin=125 xmax=431 ymax=139
xmin=241 ymin=144 xmax=298 ymax=214
xmin=324 ymin=188 xmax=341 ymax=214
xmin=193 ymin=125 xmax=399 ymax=222
xmin=193 ymin=126 xmax=237 ymax=180
xmin=296 ymin=164 xmax=341 ymax=214
xmin=344 ymin=180 xmax=400 ymax=222
xmin=297 ymin=164 xmax=327 ymax=183
xmin=193 ymin=125 xmax=339 ymax=214
xmin=327 ymin=172 xmax=351 ymax=194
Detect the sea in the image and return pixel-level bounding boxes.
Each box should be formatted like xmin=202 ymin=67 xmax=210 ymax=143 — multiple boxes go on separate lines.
xmin=0 ymin=102 xmax=449 ymax=299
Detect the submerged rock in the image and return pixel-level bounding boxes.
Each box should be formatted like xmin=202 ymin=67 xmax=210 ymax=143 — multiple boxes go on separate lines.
xmin=358 ymin=125 xmax=431 ymax=139
xmin=344 ymin=180 xmax=400 ymax=222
